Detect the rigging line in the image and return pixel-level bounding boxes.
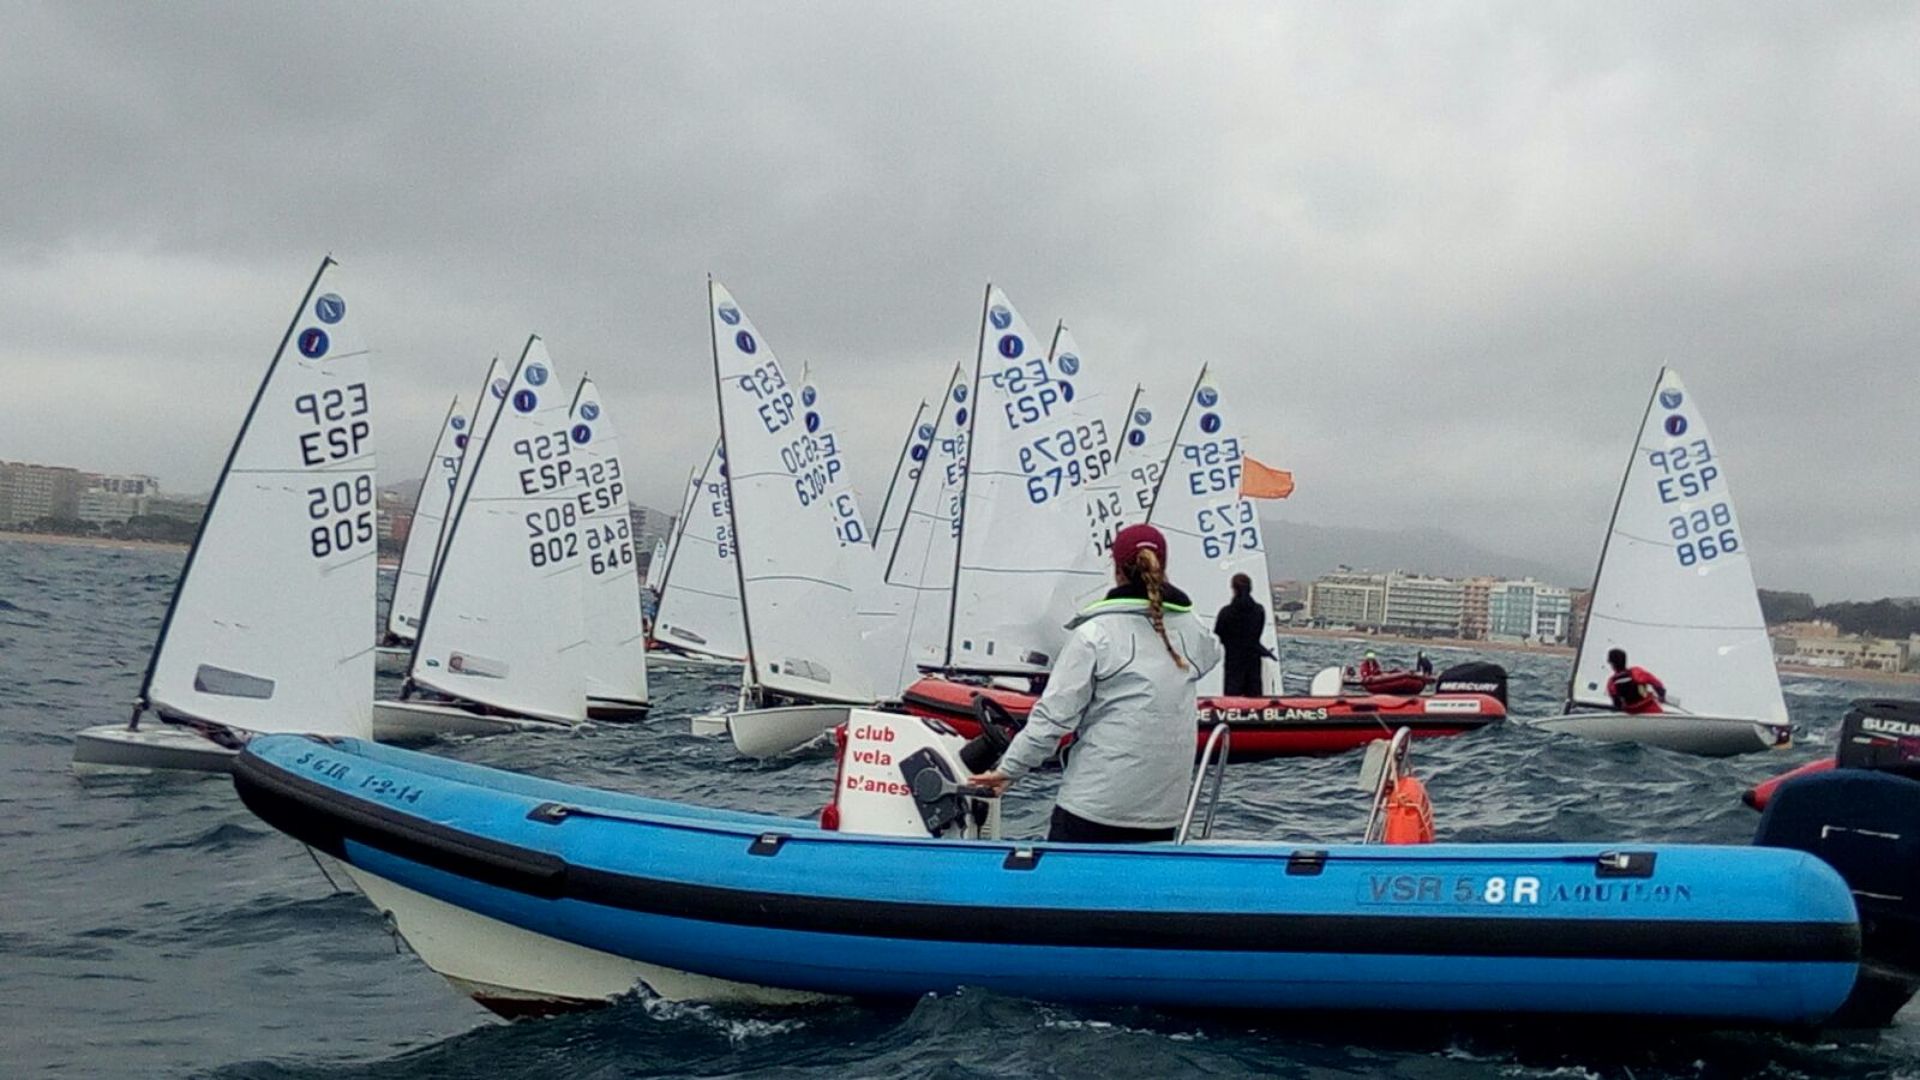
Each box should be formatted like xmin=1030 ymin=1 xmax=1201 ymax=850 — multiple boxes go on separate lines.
xmin=1587 ymin=612 xmax=1766 ymax=632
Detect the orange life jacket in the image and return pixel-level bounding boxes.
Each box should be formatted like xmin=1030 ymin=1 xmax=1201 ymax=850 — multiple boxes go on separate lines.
xmin=1382 ymin=775 xmax=1435 ymax=845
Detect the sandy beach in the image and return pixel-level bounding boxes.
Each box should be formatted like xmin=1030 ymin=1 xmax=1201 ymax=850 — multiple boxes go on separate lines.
xmin=0 ymin=531 xmax=187 ymax=554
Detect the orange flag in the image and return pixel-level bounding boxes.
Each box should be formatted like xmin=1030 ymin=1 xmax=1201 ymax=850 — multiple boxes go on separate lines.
xmin=1240 ymin=455 xmax=1294 ymax=499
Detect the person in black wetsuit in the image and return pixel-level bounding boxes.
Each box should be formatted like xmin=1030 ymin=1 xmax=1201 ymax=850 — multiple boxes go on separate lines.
xmin=1213 ymin=572 xmax=1270 ymax=697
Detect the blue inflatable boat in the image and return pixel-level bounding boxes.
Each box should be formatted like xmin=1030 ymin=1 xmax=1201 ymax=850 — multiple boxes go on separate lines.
xmin=230 ymin=732 xmax=1877 ymax=1025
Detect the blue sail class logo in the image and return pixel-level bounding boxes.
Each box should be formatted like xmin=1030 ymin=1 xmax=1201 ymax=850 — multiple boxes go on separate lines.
xmin=988 ymin=305 xmax=1012 ymax=330
xmin=1196 ymin=386 xmax=1219 ymax=408
xmin=1664 ymin=414 xmax=1688 ymax=437
xmin=513 ymin=389 xmax=538 ymax=413
xmin=525 ymin=364 xmax=549 ymax=387
xmin=1057 ymin=352 xmax=1080 ymax=376
xmin=717 ymin=304 xmax=741 ymax=326
xmin=1134 ymin=408 xmax=1152 ymax=426
xmin=314 ymin=293 xmax=346 ymax=324
xmin=1199 ymin=413 xmax=1222 ymax=434
xmin=1659 ymin=388 xmax=1684 ymax=409
xmin=736 ymin=331 xmax=757 ymax=354
xmin=580 ymin=401 xmax=600 ymax=421
xmin=451 ymin=416 xmax=467 ymax=430
xmin=571 ymin=423 xmax=592 ymax=444
xmin=997 ymin=334 xmax=1023 ymax=359
xmin=297 ymin=328 xmax=330 ymax=359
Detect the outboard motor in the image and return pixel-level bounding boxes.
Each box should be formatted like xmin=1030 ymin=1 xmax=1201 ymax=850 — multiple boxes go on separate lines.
xmin=1433 ymin=661 xmax=1508 ymax=708
xmin=822 ymin=708 xmax=1002 ymax=840
xmin=1754 ymin=698 xmax=1920 ymax=1026
xmin=1836 ymin=698 xmax=1920 ymax=774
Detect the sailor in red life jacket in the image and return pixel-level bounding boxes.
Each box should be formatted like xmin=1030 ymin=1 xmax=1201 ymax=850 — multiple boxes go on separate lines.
xmin=1357 ymin=651 xmax=1382 ymax=681
xmin=1605 ymin=648 xmax=1666 ymax=715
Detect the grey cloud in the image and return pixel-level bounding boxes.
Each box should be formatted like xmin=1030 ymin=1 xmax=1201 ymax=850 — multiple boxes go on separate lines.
xmin=1 ymin=2 xmax=1913 ymax=599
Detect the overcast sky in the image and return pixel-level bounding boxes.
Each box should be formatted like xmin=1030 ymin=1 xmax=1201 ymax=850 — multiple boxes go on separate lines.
xmin=3 ymin=3 xmax=1914 ymax=601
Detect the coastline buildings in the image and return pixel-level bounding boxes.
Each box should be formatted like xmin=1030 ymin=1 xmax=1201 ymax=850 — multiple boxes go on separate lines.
xmin=1770 ymin=620 xmax=1919 ymax=673
xmin=2 ymin=462 xmax=165 ymax=528
xmin=1305 ymin=569 xmax=1574 ymax=644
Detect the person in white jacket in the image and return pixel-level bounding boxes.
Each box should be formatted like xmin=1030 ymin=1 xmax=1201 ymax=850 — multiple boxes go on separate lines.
xmin=970 ymin=523 xmax=1222 ymax=842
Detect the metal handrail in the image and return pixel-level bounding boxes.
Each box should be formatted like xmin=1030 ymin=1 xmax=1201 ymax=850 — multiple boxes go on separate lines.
xmin=1178 ymin=723 xmax=1233 ymax=843
xmin=1361 ymin=727 xmax=1414 ymax=844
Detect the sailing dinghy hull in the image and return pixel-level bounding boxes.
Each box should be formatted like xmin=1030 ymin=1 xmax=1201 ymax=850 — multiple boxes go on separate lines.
xmin=645 ymin=650 xmax=744 ymax=673
xmin=726 ymin=704 xmax=854 ymax=758
xmin=233 ymin=733 xmax=1862 ymax=1024
xmin=71 ymin=724 xmax=238 ymax=774
xmin=1530 ymin=710 xmax=1789 ymax=758
xmin=586 ymin=697 xmax=652 ymax=722
xmin=371 ymin=699 xmax=576 ymax=743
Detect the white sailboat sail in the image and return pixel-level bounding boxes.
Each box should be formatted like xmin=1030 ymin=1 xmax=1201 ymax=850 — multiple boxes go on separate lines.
xmin=644 ymin=535 xmax=669 ymax=594
xmin=139 ymin=257 xmax=376 ymax=738
xmin=408 ymin=337 xmax=588 ymax=723
xmin=650 ymin=465 xmax=701 ymax=597
xmin=853 ymin=399 xmax=938 ymax=695
xmin=710 ymin=280 xmax=872 ymax=703
xmin=1148 ymin=366 xmax=1277 ymax=696
xmin=872 ymin=400 xmax=932 ymax=556
xmin=426 ymin=357 xmax=508 ymax=590
xmin=385 ymin=394 xmax=467 ymax=643
xmin=567 ymin=377 xmax=650 ymax=708
xmin=1086 ymin=387 xmax=1173 ymax=556
xmin=1566 ymin=368 xmax=1786 ymax=723
xmin=651 ymin=441 xmax=747 ymax=660
xmin=946 ymin=296 xmax=1112 ymax=674
xmin=882 ymin=365 xmax=970 ymax=685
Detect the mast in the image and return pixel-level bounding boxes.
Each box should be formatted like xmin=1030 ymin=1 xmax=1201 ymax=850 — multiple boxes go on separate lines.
xmin=1563 ymin=367 xmax=1665 ymax=711
xmin=1146 ymin=365 xmax=1208 ymax=521
xmin=871 ymin=400 xmax=930 ymax=551
xmin=384 ymin=392 xmax=462 ymax=644
xmin=709 ymin=278 xmax=762 ymax=692
xmin=941 ymin=284 xmax=993 ymax=670
xmin=402 ymin=339 xmax=527 ymax=698
xmin=883 ymin=366 xmax=963 ymax=582
xmin=133 ymin=255 xmax=333 ymax=728
xmin=650 ymin=455 xmax=707 ymax=609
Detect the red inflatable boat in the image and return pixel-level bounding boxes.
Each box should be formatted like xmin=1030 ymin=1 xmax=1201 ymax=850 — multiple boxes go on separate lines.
xmin=898 ymin=676 xmax=1505 ymax=762
xmin=1349 ymin=670 xmax=1433 ymax=696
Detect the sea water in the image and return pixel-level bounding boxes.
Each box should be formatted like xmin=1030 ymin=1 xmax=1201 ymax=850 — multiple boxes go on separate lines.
xmin=2 ymin=538 xmax=1917 ymax=1078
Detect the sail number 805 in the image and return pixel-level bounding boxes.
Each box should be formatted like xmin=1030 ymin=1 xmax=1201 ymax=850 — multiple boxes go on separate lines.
xmin=305 ymin=475 xmax=375 ymax=558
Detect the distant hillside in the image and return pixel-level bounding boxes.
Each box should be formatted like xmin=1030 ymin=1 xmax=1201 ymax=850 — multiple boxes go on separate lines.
xmin=1762 ymin=589 xmax=1920 ymax=638
xmin=1261 ymin=518 xmax=1585 ymax=588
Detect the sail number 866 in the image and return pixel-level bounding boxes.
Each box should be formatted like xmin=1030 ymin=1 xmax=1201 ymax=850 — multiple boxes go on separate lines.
xmin=1668 ymin=501 xmax=1739 ymax=567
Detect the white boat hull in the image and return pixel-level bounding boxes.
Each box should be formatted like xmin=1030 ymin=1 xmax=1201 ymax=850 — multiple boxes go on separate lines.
xmin=586 ymin=695 xmax=651 ymax=722
xmin=371 ymin=699 xmax=577 ymax=744
xmin=727 ymin=704 xmax=853 ymax=758
xmin=688 ymin=713 xmax=729 ymax=738
xmin=375 ymin=646 xmax=411 ymax=676
xmin=71 ymin=724 xmax=237 ymax=774
xmin=1527 ymin=709 xmax=1789 ymax=757
xmin=341 ymin=863 xmax=829 ymax=1016
xmin=646 ymin=651 xmax=743 ymax=673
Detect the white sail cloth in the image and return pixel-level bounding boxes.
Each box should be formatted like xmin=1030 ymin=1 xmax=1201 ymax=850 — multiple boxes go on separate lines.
xmin=141 ymin=258 xmax=376 ymax=738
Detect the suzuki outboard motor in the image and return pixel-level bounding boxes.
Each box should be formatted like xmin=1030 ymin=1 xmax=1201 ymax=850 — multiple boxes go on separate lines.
xmin=1754 ymin=698 xmax=1920 ymax=1026
xmin=1434 ymin=661 xmax=1508 ymax=707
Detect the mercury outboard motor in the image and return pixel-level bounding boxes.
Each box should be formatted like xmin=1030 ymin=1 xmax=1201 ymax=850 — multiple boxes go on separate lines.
xmin=1433 ymin=661 xmax=1508 ymax=707
xmin=1755 ymin=699 xmax=1920 ymax=1026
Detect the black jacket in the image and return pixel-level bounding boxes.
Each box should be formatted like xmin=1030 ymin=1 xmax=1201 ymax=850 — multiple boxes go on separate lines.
xmin=1213 ymin=593 xmax=1268 ymax=664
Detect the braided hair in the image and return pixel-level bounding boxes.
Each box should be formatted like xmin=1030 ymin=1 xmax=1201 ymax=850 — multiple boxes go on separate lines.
xmin=1124 ymin=547 xmax=1187 ymax=670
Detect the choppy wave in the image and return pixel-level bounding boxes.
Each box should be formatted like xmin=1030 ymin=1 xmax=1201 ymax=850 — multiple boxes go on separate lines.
xmin=3 ymin=544 xmax=1918 ymax=1079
